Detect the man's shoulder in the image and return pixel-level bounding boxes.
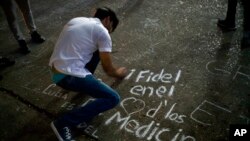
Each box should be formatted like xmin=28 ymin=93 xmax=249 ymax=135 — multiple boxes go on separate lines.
xmin=69 ymin=17 xmax=88 ymax=22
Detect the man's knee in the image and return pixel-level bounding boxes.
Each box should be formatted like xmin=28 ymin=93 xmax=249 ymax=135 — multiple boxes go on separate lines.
xmin=110 ymin=92 xmax=120 ymax=107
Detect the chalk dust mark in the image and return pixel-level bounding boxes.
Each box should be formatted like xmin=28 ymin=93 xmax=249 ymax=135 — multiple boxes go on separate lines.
xmin=117 ymin=0 xmax=144 ymax=19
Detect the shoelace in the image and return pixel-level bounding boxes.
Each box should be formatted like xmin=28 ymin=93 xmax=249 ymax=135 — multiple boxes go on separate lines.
xmin=63 ymin=127 xmax=72 ymax=140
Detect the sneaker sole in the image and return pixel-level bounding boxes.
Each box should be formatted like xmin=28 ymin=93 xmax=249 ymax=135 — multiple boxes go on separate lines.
xmin=51 ymin=122 xmax=64 ymax=141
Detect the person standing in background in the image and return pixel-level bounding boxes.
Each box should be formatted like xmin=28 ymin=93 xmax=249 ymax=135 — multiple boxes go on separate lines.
xmin=217 ymin=0 xmax=249 ymax=49
xmin=0 ymin=0 xmax=45 ymax=54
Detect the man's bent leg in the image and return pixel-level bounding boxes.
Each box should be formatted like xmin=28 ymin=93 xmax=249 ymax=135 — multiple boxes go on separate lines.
xmin=56 ymin=75 xmax=120 ymax=127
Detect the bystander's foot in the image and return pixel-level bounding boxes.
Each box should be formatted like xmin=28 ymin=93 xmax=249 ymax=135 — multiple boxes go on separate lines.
xmin=31 ymin=31 xmax=46 ymax=43
xmin=0 ymin=57 xmax=15 ymax=68
xmin=0 ymin=57 xmax=15 ymax=81
xmin=217 ymin=19 xmax=236 ymax=31
xmin=18 ymin=40 xmax=31 ymax=54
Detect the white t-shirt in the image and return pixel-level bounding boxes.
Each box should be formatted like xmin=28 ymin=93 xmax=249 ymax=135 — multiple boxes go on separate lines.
xmin=49 ymin=17 xmax=112 ymax=78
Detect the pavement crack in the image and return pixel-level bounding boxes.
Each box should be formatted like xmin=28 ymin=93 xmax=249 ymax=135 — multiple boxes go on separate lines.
xmin=0 ymin=87 xmax=55 ymax=119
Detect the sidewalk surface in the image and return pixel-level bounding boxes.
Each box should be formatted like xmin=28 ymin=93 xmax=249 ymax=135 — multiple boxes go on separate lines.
xmin=0 ymin=0 xmax=249 ymax=141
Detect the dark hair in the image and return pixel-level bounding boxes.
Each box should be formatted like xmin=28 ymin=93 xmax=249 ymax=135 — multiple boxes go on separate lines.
xmin=94 ymin=7 xmax=119 ymax=32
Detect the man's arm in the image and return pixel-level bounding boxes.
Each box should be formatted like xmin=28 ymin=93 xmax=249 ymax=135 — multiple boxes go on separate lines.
xmin=99 ymin=52 xmax=127 ymax=78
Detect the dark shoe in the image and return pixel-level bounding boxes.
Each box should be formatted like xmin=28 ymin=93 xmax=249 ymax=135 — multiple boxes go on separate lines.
xmin=18 ymin=40 xmax=31 ymax=54
xmin=31 ymin=31 xmax=45 ymax=43
xmin=0 ymin=57 xmax=15 ymax=68
xmin=51 ymin=121 xmax=75 ymax=141
xmin=217 ymin=19 xmax=236 ymax=31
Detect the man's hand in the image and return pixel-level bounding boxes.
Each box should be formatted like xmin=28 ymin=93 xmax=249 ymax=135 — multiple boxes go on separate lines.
xmin=100 ymin=52 xmax=128 ymax=78
xmin=115 ymin=67 xmax=128 ymax=79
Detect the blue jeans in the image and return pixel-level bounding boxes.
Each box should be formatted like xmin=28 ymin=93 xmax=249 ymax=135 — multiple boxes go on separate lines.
xmin=55 ymin=51 xmax=120 ymax=127
xmin=57 ymin=75 xmax=120 ymax=127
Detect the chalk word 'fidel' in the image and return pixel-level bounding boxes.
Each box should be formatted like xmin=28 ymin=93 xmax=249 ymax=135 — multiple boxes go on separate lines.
xmin=125 ymin=69 xmax=182 ymax=83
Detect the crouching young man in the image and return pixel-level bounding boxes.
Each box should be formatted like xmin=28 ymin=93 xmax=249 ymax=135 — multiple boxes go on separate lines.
xmin=49 ymin=7 xmax=127 ymax=141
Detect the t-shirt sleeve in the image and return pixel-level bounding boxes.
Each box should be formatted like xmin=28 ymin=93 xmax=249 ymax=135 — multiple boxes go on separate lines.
xmin=97 ymin=29 xmax=112 ymax=52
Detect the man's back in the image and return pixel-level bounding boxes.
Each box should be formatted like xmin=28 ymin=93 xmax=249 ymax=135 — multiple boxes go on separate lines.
xmin=49 ymin=17 xmax=111 ymax=77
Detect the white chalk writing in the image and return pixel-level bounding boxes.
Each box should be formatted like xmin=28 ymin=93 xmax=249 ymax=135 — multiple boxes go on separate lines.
xmin=206 ymin=60 xmax=250 ymax=81
xmin=105 ymin=111 xmax=195 ymax=141
xmin=42 ymin=84 xmax=68 ymax=100
xmin=190 ymin=100 xmax=249 ymax=126
xmin=104 ymin=68 xmax=195 ymax=140
xmin=126 ymin=69 xmax=181 ymax=98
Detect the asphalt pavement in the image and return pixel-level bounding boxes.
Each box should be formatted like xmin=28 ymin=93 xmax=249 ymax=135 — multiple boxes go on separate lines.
xmin=0 ymin=0 xmax=249 ymax=141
